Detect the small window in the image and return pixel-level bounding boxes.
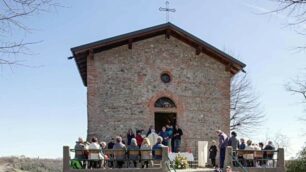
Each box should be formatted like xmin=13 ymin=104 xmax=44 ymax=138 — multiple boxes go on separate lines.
xmin=155 ymin=97 xmax=176 ymax=108
xmin=161 ymin=73 xmax=171 ymax=83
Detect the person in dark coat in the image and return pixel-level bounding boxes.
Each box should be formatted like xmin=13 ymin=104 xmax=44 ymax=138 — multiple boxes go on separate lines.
xmin=239 ymin=138 xmax=246 ymax=150
xmin=216 ymin=130 xmax=228 ymax=168
xmin=173 ymin=125 xmax=183 ymax=153
xmin=264 ymin=141 xmax=275 ymax=159
xmin=146 ymin=125 xmax=154 ymax=137
xmin=209 ymin=140 xmax=218 ymax=167
xmin=107 ymin=138 xmax=115 ymax=149
xmin=159 ymin=126 xmax=170 ymax=146
xmin=127 ymin=128 xmax=135 ymax=145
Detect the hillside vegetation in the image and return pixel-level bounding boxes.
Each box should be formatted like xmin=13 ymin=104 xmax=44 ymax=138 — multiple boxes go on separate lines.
xmin=0 ymin=156 xmax=62 ymax=172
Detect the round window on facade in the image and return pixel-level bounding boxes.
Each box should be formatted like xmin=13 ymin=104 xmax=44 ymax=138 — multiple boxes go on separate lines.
xmin=161 ymin=73 xmax=171 ymax=83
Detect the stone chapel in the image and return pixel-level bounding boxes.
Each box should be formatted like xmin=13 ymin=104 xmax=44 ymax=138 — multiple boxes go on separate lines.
xmin=70 ymin=22 xmax=246 ymax=152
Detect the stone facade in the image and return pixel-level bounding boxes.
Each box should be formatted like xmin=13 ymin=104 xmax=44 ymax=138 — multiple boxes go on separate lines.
xmin=86 ymin=35 xmax=232 ymax=152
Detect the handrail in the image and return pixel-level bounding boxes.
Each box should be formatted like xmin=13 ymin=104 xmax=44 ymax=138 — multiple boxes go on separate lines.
xmin=228 ymin=151 xmax=248 ymax=172
xmin=166 ymin=155 xmax=176 ymax=172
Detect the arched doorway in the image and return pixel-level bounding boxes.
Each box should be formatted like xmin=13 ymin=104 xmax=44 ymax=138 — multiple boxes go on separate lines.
xmin=154 ymin=97 xmax=177 ymax=133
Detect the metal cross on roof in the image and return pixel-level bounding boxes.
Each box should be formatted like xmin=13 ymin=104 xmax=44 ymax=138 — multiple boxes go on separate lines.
xmin=159 ymin=1 xmax=176 ymax=22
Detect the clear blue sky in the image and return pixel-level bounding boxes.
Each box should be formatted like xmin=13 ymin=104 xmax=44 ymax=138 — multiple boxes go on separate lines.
xmin=0 ymin=0 xmax=305 ymax=159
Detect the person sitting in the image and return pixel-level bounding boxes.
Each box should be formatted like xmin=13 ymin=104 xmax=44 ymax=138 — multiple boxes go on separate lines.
xmin=72 ymin=137 xmax=86 ymax=169
xmin=238 ymin=138 xmax=246 ymax=166
xmin=259 ymin=142 xmax=264 ymax=150
xmin=140 ymin=138 xmax=152 ymax=168
xmin=128 ymin=138 xmax=139 ymax=168
xmin=100 ymin=141 xmax=107 ymax=153
xmin=88 ymin=137 xmax=103 ymax=169
xmin=244 ymin=140 xmax=255 ymax=167
xmin=264 ymin=141 xmax=275 ymax=167
xmin=74 ymin=137 xmax=86 ymax=159
xmin=106 ymin=138 xmax=115 ymax=167
xmin=264 ymin=141 xmax=275 ymax=153
xmin=100 ymin=141 xmax=107 ymax=168
xmin=152 ymin=136 xmax=165 ymax=160
xmin=113 ymin=136 xmax=126 ymax=168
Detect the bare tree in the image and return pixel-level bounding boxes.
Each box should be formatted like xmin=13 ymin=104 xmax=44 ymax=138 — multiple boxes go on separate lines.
xmin=230 ymin=72 xmax=265 ymax=135
xmin=265 ymin=132 xmax=291 ymax=157
xmin=286 ymin=77 xmax=306 ymax=102
xmin=286 ymin=73 xmax=306 ymax=122
xmin=273 ymin=0 xmax=306 ymax=39
xmin=274 ymin=0 xmax=306 ymax=23
xmin=0 ymin=0 xmax=58 ymax=66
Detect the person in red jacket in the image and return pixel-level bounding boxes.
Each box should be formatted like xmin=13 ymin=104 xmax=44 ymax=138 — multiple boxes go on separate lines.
xmin=135 ymin=130 xmax=144 ymax=147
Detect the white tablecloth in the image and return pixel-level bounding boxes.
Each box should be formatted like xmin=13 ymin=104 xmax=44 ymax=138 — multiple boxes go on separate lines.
xmin=168 ymin=152 xmax=194 ymax=161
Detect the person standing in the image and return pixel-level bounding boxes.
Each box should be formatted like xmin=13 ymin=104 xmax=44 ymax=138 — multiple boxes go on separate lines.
xmin=216 ymin=130 xmax=228 ymax=169
xmin=136 ymin=130 xmax=144 ymax=148
xmin=127 ymin=128 xmax=135 ymax=146
xmin=228 ymin=131 xmax=239 ymax=150
xmin=172 ymin=125 xmax=183 ymax=152
xmin=239 ymin=138 xmax=246 ymax=150
xmin=244 ymin=140 xmax=255 ymax=167
xmin=146 ymin=126 xmax=154 ymax=137
xmin=209 ymin=140 xmax=218 ymax=167
xmin=166 ymin=124 xmax=174 ymax=150
xmin=147 ymin=129 xmax=158 ymax=146
xmin=159 ymin=126 xmax=170 ymax=146
xmin=228 ymin=131 xmax=239 ymax=166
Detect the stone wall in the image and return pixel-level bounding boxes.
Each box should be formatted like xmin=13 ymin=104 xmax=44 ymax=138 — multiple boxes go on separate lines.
xmin=86 ymin=35 xmax=231 ymax=152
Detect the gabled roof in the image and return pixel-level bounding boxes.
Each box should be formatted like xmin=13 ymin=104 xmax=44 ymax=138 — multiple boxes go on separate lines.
xmin=70 ymin=22 xmax=246 ymax=86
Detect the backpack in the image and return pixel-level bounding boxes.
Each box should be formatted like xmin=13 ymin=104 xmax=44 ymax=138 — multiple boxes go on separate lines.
xmin=70 ymin=159 xmax=82 ymax=169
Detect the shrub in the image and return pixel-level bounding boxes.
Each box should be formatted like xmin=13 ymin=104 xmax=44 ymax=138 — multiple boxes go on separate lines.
xmin=287 ymin=145 xmax=306 ymax=172
xmin=174 ymin=154 xmax=189 ymax=169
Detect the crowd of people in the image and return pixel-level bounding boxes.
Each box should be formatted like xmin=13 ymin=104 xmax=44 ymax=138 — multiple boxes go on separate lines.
xmin=209 ymin=130 xmax=276 ymax=170
xmin=72 ymin=124 xmax=183 ymax=169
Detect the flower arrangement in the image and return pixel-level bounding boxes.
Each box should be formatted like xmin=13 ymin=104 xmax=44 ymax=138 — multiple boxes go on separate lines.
xmin=174 ymin=154 xmax=189 ymax=169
